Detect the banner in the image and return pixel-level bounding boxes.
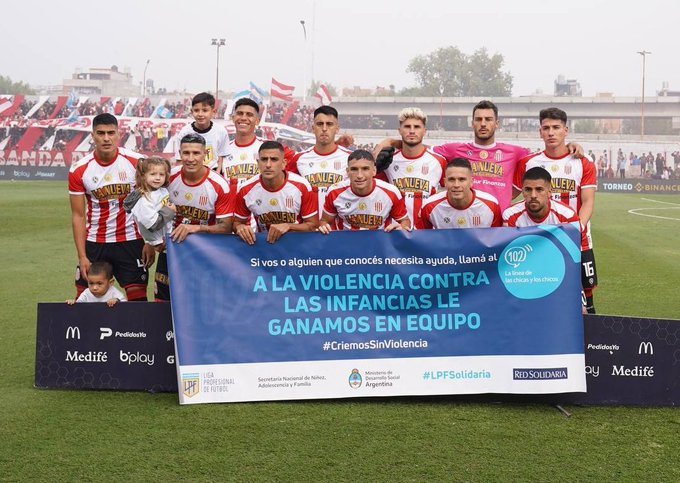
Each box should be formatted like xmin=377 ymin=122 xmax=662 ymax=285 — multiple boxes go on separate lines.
xmin=598 ymin=178 xmax=680 ymax=194
xmin=167 ymin=226 xmax=586 ymax=404
xmin=35 ymin=303 xmax=177 ymax=392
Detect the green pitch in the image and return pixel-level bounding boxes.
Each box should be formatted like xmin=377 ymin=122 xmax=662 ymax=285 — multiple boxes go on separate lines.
xmin=1 ymin=181 xmax=678 ymax=482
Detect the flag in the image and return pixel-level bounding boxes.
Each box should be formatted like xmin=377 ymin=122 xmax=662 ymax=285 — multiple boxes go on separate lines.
xmin=314 ymin=84 xmax=333 ymax=105
xmin=66 ymin=89 xmax=78 ymax=108
xmin=270 ymin=78 xmax=295 ymax=102
xmin=66 ymin=109 xmax=79 ymax=123
xmin=232 ymin=90 xmax=251 ymax=101
xmin=249 ymin=81 xmax=267 ymax=101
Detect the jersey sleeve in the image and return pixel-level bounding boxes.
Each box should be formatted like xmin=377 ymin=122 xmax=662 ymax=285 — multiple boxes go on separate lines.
xmin=419 ymin=203 xmax=434 ymax=230
xmin=283 ymin=146 xmax=297 ymax=164
xmin=322 ymin=188 xmax=339 ymax=216
xmin=581 ymin=157 xmax=597 ymax=188
xmin=491 ymin=203 xmax=502 ymax=227
xmin=300 ymin=185 xmax=318 ymax=219
xmin=215 ymin=184 xmax=233 ymax=219
xmin=68 ymin=165 xmax=86 ymax=195
xmin=390 ymin=192 xmax=409 ymax=221
xmin=233 ymin=188 xmax=251 ymax=220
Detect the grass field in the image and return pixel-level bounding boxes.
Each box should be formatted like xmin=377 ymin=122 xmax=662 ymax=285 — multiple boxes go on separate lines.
xmin=1 ymin=181 xmax=679 ymax=482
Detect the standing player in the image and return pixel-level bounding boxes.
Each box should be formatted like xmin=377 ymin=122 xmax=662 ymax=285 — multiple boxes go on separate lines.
xmin=174 ymin=92 xmax=232 ymax=173
xmin=375 ymin=100 xmax=583 ymax=211
xmin=512 ymin=108 xmax=597 ymax=313
xmin=68 ymin=113 xmax=154 ymax=301
xmin=319 ymin=150 xmax=410 ymax=232
xmin=155 ymin=133 xmax=233 ymax=301
xmin=233 ymin=141 xmax=318 ymax=245
xmin=504 ymin=167 xmax=588 ymax=313
xmin=378 ymin=108 xmax=447 ymax=229
xmin=420 ymin=158 xmax=501 ymax=229
xmin=286 ymin=106 xmax=352 ymax=215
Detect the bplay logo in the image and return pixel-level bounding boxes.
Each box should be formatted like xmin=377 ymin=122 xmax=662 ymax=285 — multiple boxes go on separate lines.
xmin=65 ymin=326 xmax=81 ymax=340
xmin=119 ymin=350 xmax=155 ymax=366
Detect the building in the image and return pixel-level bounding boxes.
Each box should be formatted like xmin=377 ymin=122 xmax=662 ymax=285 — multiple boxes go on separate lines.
xmin=62 ymin=66 xmax=139 ymax=97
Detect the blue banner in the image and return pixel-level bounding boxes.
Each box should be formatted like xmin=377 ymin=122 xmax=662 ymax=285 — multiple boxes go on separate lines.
xmin=167 ymin=226 xmax=586 ymax=404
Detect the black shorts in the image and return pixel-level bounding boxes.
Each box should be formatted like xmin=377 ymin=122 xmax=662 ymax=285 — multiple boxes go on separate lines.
xmin=580 ymin=248 xmax=598 ymax=289
xmin=155 ymin=251 xmax=170 ymax=301
xmin=75 ymin=239 xmax=148 ymax=289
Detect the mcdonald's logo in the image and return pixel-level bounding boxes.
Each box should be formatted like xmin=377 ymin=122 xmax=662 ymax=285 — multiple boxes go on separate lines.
xmin=65 ymin=326 xmax=81 ymax=340
xmin=638 ymin=341 xmax=654 ymax=355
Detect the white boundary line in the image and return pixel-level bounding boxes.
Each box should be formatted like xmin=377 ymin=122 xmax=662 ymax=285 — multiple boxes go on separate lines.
xmin=628 ymin=198 xmax=680 ymax=221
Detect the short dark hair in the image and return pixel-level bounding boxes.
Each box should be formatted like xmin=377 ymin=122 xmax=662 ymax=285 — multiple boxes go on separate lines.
xmin=348 ymin=149 xmax=374 ymax=163
xmin=93 ymin=113 xmax=118 ymax=128
xmin=539 ymin=107 xmax=567 ymax=124
xmin=523 ymin=166 xmax=552 ymax=184
xmin=180 ymin=133 xmax=206 ymax=146
xmin=191 ymin=92 xmax=215 ymax=108
xmin=446 ymin=157 xmax=472 ymax=171
xmin=472 ymin=100 xmax=498 ymax=119
xmin=259 ymin=140 xmax=284 ymax=154
xmin=234 ymin=97 xmax=260 ymax=114
xmin=314 ymin=105 xmax=338 ymax=120
xmin=88 ymin=261 xmax=113 ymax=279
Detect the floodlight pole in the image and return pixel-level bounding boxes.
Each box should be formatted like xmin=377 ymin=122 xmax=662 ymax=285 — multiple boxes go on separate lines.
xmin=212 ymin=38 xmax=226 ymax=101
xmin=637 ymin=50 xmax=651 ymax=139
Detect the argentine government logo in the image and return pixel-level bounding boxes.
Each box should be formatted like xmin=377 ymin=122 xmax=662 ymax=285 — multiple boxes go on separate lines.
xmin=348 ymin=369 xmax=362 ymax=389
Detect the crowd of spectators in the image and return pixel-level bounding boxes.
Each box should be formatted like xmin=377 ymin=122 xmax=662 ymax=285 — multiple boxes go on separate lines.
xmin=587 ymin=148 xmax=680 ymax=180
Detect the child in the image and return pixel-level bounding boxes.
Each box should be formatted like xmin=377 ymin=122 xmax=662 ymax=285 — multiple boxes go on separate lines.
xmin=173 ymin=92 xmax=232 ymax=173
xmin=123 ymin=156 xmax=175 ymax=247
xmin=67 ymin=261 xmax=126 ymax=306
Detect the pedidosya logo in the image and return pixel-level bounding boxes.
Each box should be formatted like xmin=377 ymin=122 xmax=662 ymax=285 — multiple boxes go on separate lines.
xmin=498 ymin=235 xmax=565 ymax=299
xmin=349 ymin=369 xmax=362 ymax=389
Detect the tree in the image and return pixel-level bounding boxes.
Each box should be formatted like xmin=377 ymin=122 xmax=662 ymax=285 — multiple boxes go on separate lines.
xmin=307 ymin=80 xmax=338 ymax=98
xmin=401 ymin=46 xmax=512 ymax=97
xmin=0 ymin=75 xmax=34 ymax=95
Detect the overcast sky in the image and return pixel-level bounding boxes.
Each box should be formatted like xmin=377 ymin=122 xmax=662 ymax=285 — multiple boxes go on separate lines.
xmin=3 ymin=0 xmax=676 ymax=97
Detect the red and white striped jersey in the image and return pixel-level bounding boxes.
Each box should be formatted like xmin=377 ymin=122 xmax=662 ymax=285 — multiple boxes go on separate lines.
xmin=234 ymin=172 xmax=317 ymax=233
xmin=502 ymin=199 xmax=587 ymax=250
xmin=68 ymin=148 xmax=142 ymax=243
xmin=513 ymin=151 xmax=596 ymax=214
xmin=420 ymin=189 xmax=502 ymax=229
xmin=323 ymin=179 xmax=409 ymax=231
xmin=223 ymin=137 xmax=263 ymax=190
xmin=167 ymin=166 xmax=233 ymax=227
xmin=287 ymin=145 xmax=351 ymax=215
xmin=380 ymin=148 xmax=447 ymax=229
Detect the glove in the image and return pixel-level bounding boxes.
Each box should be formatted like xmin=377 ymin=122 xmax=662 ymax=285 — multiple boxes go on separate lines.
xmin=375 ymin=147 xmax=395 ymax=173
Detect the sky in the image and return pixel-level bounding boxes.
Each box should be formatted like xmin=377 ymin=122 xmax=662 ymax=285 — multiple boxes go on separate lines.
xmin=3 ymin=0 xmax=677 ymax=98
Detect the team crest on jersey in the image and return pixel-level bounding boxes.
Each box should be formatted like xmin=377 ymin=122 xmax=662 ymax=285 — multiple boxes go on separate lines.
xmin=472 ymin=214 xmax=481 ymax=226
xmin=494 ymin=150 xmax=503 ymax=161
xmin=406 ymin=165 xmax=414 ymax=174
xmin=118 ymin=171 xmax=127 ymax=181
xmin=320 ymin=161 xmax=328 ymax=169
xmin=199 ymin=195 xmax=208 ymax=206
xmin=456 ymin=217 xmax=466 ymax=227
xmin=104 ymin=173 xmax=112 ymax=182
xmin=550 ymin=164 xmax=559 ymax=173
xmin=285 ymin=196 xmax=294 ymax=209
xmin=374 ymin=201 xmax=383 ymax=212
xmin=564 ymin=164 xmax=572 ymax=174
xmin=358 ymin=202 xmax=367 ymax=211
xmin=421 ymin=165 xmax=429 ymax=175
xmin=269 ymin=199 xmax=278 ymax=207
xmin=479 ymin=150 xmax=489 ymax=160
xmin=334 ymin=161 xmax=342 ymax=170
xmin=240 ymin=153 xmax=248 ymax=161
xmin=185 ymin=193 xmax=193 ymax=201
